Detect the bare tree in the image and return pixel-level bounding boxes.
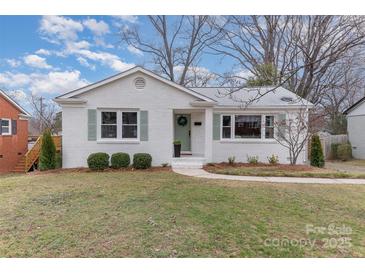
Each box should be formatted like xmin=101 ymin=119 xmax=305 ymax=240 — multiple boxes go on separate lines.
xmin=120 ymin=16 xmax=223 ymax=86
xmin=29 ymin=94 xmax=60 ymax=134
xmin=210 ymin=16 xmax=365 ymax=104
xmin=274 ymin=109 xmax=312 ymax=165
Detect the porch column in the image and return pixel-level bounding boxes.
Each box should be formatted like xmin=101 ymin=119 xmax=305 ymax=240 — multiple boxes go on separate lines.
xmin=204 ymin=107 xmax=213 ymax=162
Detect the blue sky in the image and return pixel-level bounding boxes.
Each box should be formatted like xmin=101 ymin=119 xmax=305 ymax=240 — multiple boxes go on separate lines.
xmin=0 ymin=15 xmax=233 ymax=111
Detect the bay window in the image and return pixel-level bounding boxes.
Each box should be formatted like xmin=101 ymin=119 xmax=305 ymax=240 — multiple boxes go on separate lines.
xmin=100 ymin=110 xmax=138 ymax=140
xmin=222 ymin=115 xmax=232 ymax=139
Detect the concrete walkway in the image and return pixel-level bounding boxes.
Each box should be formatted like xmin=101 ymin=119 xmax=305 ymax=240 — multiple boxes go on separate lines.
xmin=173 ymin=168 xmax=365 ymax=185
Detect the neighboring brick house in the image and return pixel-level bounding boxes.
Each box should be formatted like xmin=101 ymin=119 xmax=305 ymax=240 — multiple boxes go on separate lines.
xmin=0 ymin=90 xmax=31 ymax=172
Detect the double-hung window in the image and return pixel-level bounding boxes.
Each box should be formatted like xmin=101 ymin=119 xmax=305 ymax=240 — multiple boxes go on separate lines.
xmin=222 ymin=115 xmax=232 ymax=139
xmin=100 ymin=110 xmax=138 ymax=140
xmin=1 ymin=119 xmax=11 ymax=135
xmin=101 ymin=112 xmax=117 ymax=138
xmin=122 ymin=112 xmax=138 ymax=139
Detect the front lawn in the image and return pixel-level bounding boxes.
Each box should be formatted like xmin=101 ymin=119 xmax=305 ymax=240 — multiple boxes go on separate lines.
xmin=204 ymin=163 xmax=365 ymax=179
xmin=0 ymin=170 xmax=364 ymax=257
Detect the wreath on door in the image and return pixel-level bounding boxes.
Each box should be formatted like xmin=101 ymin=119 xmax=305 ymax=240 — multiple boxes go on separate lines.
xmin=177 ymin=115 xmax=188 ymax=126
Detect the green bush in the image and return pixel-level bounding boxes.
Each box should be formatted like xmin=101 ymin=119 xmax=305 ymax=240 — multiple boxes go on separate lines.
xmin=39 ymin=130 xmax=56 ymax=171
xmin=331 ymin=143 xmax=340 ymax=160
xmin=228 ymin=156 xmax=235 ymax=165
xmin=133 ymin=153 xmax=152 ymax=169
xmin=87 ymin=152 xmax=109 ymax=171
xmin=267 ymin=154 xmax=279 ymax=165
xmin=337 ymin=143 xmax=352 ymax=161
xmin=55 ymin=152 xmax=62 ymax=169
xmin=111 ymin=152 xmax=130 ymax=169
xmin=247 ymin=155 xmax=259 ymax=164
xmin=310 ymin=135 xmax=325 ymax=168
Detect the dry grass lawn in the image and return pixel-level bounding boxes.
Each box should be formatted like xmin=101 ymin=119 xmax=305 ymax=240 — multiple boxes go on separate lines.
xmin=0 ymin=169 xmax=364 ymax=257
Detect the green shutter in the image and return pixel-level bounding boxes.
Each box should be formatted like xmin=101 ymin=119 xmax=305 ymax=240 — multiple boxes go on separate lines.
xmin=140 ymin=111 xmax=148 ymax=141
xmin=213 ymin=113 xmax=221 ymax=140
xmin=88 ymin=109 xmax=97 ymax=141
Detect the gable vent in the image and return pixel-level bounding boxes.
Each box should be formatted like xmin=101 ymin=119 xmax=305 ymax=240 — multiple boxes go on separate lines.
xmin=134 ymin=77 xmax=146 ymax=90
xmin=280 ymin=96 xmax=294 ymax=102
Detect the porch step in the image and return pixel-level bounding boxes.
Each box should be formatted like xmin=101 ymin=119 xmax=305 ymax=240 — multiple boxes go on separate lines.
xmin=171 ymin=157 xmax=206 ymax=169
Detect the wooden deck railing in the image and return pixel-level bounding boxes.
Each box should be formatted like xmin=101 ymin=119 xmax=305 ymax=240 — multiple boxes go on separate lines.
xmin=24 ymin=135 xmax=62 ymax=172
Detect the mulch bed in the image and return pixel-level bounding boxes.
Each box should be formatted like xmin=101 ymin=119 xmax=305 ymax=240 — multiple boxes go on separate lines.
xmin=204 ymin=162 xmax=316 ymax=172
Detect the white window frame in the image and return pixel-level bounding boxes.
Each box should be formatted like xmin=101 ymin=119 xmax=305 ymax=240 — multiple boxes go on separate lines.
xmin=100 ymin=111 xmax=118 ymax=139
xmin=220 ymin=114 xmax=277 ymax=142
xmin=264 ymin=115 xmax=275 ymax=139
xmin=97 ymin=109 xmax=139 ymax=142
xmin=1 ymin=118 xmax=11 ymax=136
xmin=121 ymin=111 xmax=139 ymax=140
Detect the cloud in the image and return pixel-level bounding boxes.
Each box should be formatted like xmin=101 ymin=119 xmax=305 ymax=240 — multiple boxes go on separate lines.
xmin=127 ymin=45 xmax=143 ymax=56
xmin=113 ymin=16 xmax=138 ymax=24
xmin=6 ymin=59 xmax=21 ymax=68
xmin=39 ymin=15 xmax=83 ymax=43
xmin=77 ymin=57 xmax=96 ymax=70
xmin=35 ymin=49 xmax=51 ymax=56
xmin=74 ymin=49 xmax=134 ymax=72
xmin=23 ymin=54 xmax=52 ymax=69
xmin=0 ymin=70 xmax=89 ymax=95
xmin=83 ymin=18 xmax=110 ymax=36
xmin=8 ymin=90 xmax=28 ymax=103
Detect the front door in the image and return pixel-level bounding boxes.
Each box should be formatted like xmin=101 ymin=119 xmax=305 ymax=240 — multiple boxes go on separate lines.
xmin=174 ymin=114 xmax=191 ymax=152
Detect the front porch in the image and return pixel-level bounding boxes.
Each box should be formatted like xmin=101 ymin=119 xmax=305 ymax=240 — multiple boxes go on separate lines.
xmin=172 ymin=108 xmax=213 ymax=167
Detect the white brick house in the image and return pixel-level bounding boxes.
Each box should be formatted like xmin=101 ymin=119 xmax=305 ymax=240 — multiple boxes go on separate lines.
xmin=55 ymin=66 xmax=312 ymax=168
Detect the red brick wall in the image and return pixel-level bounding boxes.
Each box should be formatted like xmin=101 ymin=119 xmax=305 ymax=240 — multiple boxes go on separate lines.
xmin=0 ymin=95 xmax=28 ymax=172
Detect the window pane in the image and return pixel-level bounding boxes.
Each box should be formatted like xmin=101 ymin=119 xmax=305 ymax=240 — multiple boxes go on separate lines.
xmin=222 ymin=127 xmax=231 ymax=138
xmin=1 ymin=120 xmax=9 ymax=127
xmin=1 ymin=120 xmax=9 ymax=133
xmin=265 ymin=127 xmax=274 ymax=138
xmin=265 ymin=116 xmax=274 ymax=127
xmin=222 ymin=115 xmax=231 ymax=126
xmin=101 ymin=125 xmax=117 ymax=138
xmin=102 ymin=112 xmax=117 ymax=124
xmin=122 ymin=112 xmax=137 ymax=124
xmin=234 ymin=115 xmax=261 ymax=138
xmin=122 ymin=125 xmax=138 ymax=138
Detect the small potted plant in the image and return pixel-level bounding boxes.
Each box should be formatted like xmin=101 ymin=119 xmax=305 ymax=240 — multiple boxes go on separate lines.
xmin=173 ymin=140 xmax=181 ymax=157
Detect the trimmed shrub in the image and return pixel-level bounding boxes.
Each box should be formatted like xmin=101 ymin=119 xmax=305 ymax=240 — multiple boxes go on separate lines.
xmin=267 ymin=154 xmax=279 ymax=165
xmin=39 ymin=130 xmax=56 ymax=171
xmin=247 ymin=155 xmax=259 ymax=164
xmin=87 ymin=152 xmax=109 ymax=171
xmin=133 ymin=153 xmax=152 ymax=169
xmin=310 ymin=135 xmax=325 ymax=168
xmin=111 ymin=152 xmax=130 ymax=169
xmin=331 ymin=143 xmax=340 ymax=160
xmin=337 ymin=143 xmax=352 ymax=161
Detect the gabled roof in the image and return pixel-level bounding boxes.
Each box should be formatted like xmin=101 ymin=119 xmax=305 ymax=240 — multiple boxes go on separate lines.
xmin=56 ymin=66 xmax=215 ymax=103
xmin=344 ymin=96 xmax=365 ymax=115
xmin=191 ymin=86 xmax=313 ymax=108
xmin=0 ymin=89 xmax=31 ymax=117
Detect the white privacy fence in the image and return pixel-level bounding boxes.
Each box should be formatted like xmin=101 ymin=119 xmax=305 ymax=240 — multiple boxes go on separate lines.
xmin=318 ymin=133 xmax=348 ymax=159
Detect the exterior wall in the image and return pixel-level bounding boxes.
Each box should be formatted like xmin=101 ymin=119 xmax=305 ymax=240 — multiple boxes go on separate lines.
xmin=347 ymin=115 xmax=365 ymax=159
xmin=212 ymin=109 xmax=308 ymax=164
xmin=62 ymin=71 xmax=203 ymax=168
xmin=0 ymin=96 xmax=28 ymax=172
